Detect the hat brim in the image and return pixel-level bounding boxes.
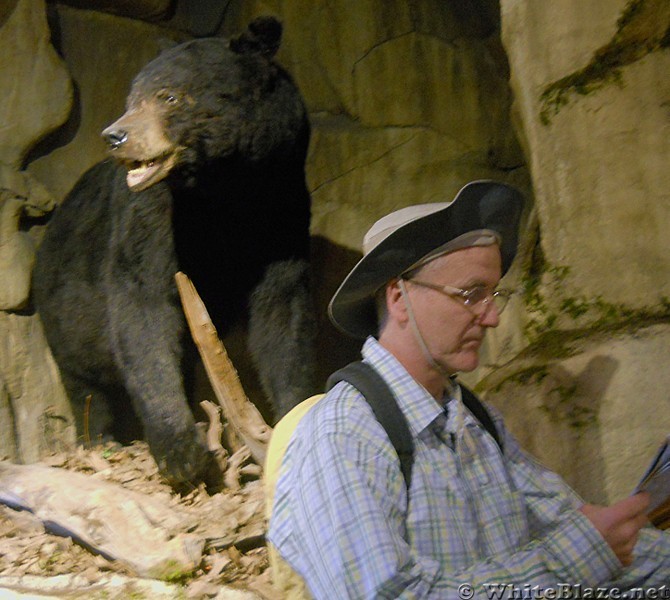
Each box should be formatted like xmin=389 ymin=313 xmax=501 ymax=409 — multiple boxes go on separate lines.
xmin=328 ymin=180 xmax=524 ymax=339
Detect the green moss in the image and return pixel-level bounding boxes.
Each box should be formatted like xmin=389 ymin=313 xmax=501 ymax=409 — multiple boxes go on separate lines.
xmin=162 ymin=571 xmax=193 ymax=585
xmin=617 ymin=0 xmax=648 ymax=30
xmin=489 ymin=358 xmax=597 ymax=430
xmin=539 ymin=399 xmax=598 ymax=430
xmin=546 ymin=381 xmax=598 ymax=429
xmin=661 ymin=26 xmax=670 ymax=48
xmin=519 ymin=250 xmax=670 ymax=348
xmin=150 ymin=560 xmax=196 ymax=585
xmin=516 ymin=253 xmax=670 ymax=356
xmin=540 ymin=58 xmax=623 ymax=125
xmin=521 ymin=262 xmax=572 ymax=344
xmin=539 ymin=0 xmax=670 ymax=124
xmin=560 ymin=296 xmax=590 ymax=319
xmin=522 ymin=302 xmax=670 ymax=363
xmin=522 ymin=328 xmax=580 ymax=362
xmin=492 ymin=365 xmax=549 ymax=393
xmin=490 ymin=254 xmax=670 ymax=429
xmin=124 ymin=592 xmax=154 ymax=600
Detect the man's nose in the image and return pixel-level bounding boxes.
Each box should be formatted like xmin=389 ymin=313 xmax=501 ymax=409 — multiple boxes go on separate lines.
xmin=477 ymin=301 xmax=500 ymax=327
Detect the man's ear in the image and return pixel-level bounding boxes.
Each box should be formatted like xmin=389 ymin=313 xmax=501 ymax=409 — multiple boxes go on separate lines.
xmin=386 ymin=279 xmax=408 ymax=323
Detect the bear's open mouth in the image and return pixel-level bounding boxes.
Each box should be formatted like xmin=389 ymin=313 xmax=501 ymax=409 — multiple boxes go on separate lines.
xmin=123 ymin=152 xmax=179 ymax=192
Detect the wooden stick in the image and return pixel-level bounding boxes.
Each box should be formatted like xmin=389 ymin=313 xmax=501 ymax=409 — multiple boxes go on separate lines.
xmin=199 ymin=400 xmax=228 ymax=476
xmin=175 ymin=272 xmax=272 ymax=466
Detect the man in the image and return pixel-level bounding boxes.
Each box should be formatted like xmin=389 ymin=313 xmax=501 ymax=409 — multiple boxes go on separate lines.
xmin=268 ymin=181 xmax=669 ymax=598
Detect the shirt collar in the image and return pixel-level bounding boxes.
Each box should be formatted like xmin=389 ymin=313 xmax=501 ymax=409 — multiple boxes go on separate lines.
xmin=361 ymin=336 xmax=451 ymax=437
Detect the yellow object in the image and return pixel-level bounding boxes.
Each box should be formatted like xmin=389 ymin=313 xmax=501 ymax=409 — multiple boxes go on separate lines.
xmin=264 ymin=394 xmax=324 ymax=600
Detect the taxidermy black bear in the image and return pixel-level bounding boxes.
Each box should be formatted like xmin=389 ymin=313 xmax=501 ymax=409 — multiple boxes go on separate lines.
xmin=32 ymin=16 xmax=316 ymax=484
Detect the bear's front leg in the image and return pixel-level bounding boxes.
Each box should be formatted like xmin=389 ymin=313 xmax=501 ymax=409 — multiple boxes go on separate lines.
xmin=100 ymin=183 xmax=210 ymax=484
xmin=105 ymin=284 xmax=210 ymax=485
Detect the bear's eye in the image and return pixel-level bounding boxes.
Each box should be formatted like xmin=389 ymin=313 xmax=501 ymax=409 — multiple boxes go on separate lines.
xmin=157 ymin=91 xmax=179 ymax=105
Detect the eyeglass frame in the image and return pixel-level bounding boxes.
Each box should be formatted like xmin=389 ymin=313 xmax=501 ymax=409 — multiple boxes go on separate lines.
xmin=401 ymin=277 xmax=512 ymax=316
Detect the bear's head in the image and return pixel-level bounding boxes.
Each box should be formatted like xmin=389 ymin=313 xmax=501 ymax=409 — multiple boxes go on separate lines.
xmin=102 ymin=16 xmax=308 ymax=192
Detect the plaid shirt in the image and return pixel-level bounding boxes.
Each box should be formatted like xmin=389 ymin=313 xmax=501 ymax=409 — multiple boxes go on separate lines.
xmin=268 ymin=337 xmax=670 ymax=598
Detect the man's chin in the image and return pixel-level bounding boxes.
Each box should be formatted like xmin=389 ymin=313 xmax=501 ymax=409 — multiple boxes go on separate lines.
xmin=450 ymin=351 xmax=481 ymax=374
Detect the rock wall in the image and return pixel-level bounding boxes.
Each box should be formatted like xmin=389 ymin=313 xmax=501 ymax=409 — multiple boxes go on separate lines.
xmin=484 ymin=0 xmax=670 ymax=503
xmin=0 ymin=0 xmax=75 ymax=462
xmin=2 ymin=0 xmax=669 ymax=505
xmin=222 ymin=0 xmax=528 ymax=251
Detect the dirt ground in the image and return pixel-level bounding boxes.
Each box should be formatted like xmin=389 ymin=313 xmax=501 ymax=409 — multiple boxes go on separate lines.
xmin=0 ymin=441 xmax=276 ymax=599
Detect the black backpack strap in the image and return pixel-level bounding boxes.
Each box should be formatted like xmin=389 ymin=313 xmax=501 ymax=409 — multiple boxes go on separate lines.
xmin=458 ymin=383 xmax=503 ymax=453
xmin=326 ymin=361 xmax=414 ymax=490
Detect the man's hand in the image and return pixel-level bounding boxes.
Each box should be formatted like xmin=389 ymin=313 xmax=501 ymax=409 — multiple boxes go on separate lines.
xmin=580 ymin=492 xmax=651 ymax=567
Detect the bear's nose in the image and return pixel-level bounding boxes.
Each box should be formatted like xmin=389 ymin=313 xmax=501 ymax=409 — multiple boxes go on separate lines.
xmin=102 ymin=128 xmax=129 ymax=149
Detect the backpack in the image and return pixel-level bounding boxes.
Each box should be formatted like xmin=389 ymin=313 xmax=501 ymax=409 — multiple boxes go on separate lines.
xmin=325 ymin=361 xmax=502 ymax=489
xmin=264 ymin=361 xmax=502 ymax=599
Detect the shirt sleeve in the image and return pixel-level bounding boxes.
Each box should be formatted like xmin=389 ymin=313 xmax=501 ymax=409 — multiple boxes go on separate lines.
xmin=496 ymin=408 xmax=670 ymax=591
xmin=269 ymin=395 xmax=669 ymax=599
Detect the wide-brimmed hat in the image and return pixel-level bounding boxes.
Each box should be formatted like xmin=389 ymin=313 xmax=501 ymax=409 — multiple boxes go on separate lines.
xmin=328 ymin=180 xmax=524 ymax=339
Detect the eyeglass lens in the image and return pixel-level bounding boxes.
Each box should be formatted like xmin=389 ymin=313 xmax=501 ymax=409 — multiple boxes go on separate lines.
xmin=465 ymin=288 xmax=509 ymax=314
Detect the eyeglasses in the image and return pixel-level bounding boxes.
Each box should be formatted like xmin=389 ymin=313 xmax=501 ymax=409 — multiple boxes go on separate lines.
xmin=404 ymin=278 xmax=512 ymax=316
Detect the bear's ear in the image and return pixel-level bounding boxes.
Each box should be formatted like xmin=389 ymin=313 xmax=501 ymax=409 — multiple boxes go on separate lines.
xmin=229 ymin=16 xmax=282 ymax=58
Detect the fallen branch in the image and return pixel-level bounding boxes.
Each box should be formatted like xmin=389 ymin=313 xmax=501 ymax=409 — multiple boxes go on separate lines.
xmin=175 ymin=272 xmax=272 ymax=466
xmin=225 ymin=446 xmax=252 ymax=492
xmin=200 ymin=400 xmax=228 ymax=476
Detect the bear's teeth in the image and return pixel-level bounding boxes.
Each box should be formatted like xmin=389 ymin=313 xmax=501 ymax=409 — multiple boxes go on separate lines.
xmin=127 ymin=162 xmax=161 ymax=189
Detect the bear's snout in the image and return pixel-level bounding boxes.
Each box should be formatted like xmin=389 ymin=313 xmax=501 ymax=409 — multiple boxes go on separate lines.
xmin=102 ymin=126 xmax=128 ymax=149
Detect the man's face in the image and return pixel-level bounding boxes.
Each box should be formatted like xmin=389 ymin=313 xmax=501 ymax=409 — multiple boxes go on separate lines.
xmin=404 ymin=244 xmax=502 ymax=375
